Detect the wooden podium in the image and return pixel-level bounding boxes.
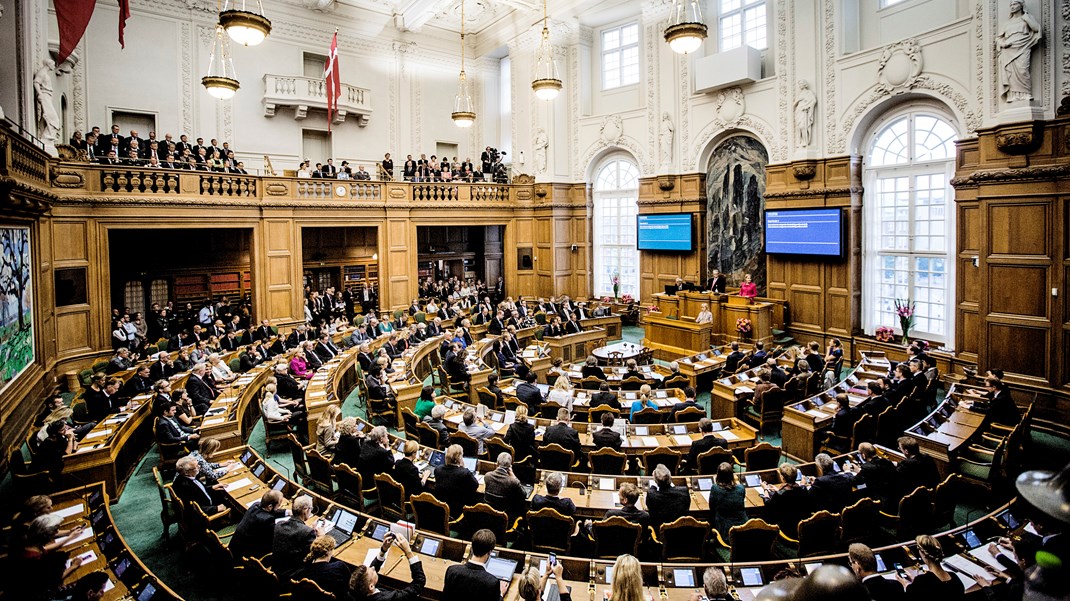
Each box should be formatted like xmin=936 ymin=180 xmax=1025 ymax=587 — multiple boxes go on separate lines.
xmin=722 ymin=296 xmax=773 ymax=345
xmin=644 ymin=293 xmax=774 ymax=357
xmin=641 ymin=314 xmax=713 ymax=360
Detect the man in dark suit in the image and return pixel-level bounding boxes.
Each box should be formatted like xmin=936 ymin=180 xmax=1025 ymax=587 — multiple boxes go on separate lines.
xmin=975 ymin=377 xmax=1020 ymax=426
xmin=229 ymin=490 xmax=287 ymax=560
xmin=671 ymin=387 xmax=702 ymax=419
xmin=604 ymin=482 xmax=649 ymax=529
xmin=185 ymin=366 xmax=217 ymax=412
xmin=531 ymin=472 xmax=576 ymax=516
xmin=705 ymin=269 xmax=727 ymax=293
xmin=314 ymin=332 xmax=340 ymax=363
xmin=760 ymin=463 xmax=813 ymax=538
xmin=172 ymin=456 xmax=224 ymax=515
xmin=542 ymin=408 xmax=582 ymax=460
xmin=723 ymin=342 xmax=745 ymax=373
xmin=155 ymin=402 xmax=200 ymax=451
xmin=809 ymin=453 xmax=855 ymax=513
xmin=286 ymin=324 xmax=312 ymax=348
xmin=854 ymin=442 xmax=897 ymax=506
xmin=646 ymin=464 xmax=690 ymax=530
xmin=767 ymin=359 xmax=790 ymax=388
xmin=747 ymin=341 xmax=769 ymax=369
xmin=848 ymin=543 xmax=905 ymax=601
xmin=253 ymin=319 xmax=274 ymax=342
xmin=857 ymin=380 xmax=891 ymax=417
xmin=622 ymin=359 xmax=644 ymax=382
xmin=352 ymin=532 xmax=427 ymax=601
xmin=219 ymin=330 xmax=240 ymax=352
xmin=590 ymin=382 xmax=620 ymax=411
xmin=563 ymin=313 xmax=582 ymax=334
xmin=272 ymin=495 xmax=324 ymax=579
xmin=85 ymin=377 xmax=122 ymax=422
xmin=895 ymin=436 xmax=939 ymax=496
xmin=358 ymin=425 xmax=395 ymax=487
xmin=592 ymin=412 xmax=623 ymax=451
xmin=581 ymin=356 xmax=607 ymax=381
xmin=443 ymin=529 xmax=507 ymax=601
xmin=688 ymin=418 xmax=727 ymax=473
xmin=830 ymin=394 xmax=862 ymax=439
xmin=515 ymin=371 xmax=544 ymax=412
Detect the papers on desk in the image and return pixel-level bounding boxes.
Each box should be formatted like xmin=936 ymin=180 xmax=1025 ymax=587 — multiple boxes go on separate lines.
xmin=363 ymin=548 xmax=382 ymax=567
xmin=202 ymin=417 xmax=225 ymax=427
xmin=53 ymin=503 xmax=85 ymax=519
xmin=735 ymin=386 xmax=754 ymax=395
xmin=698 ymin=490 xmax=711 ymax=503
xmin=57 ymin=526 xmax=93 ymax=547
xmin=75 ymin=444 xmax=101 ymax=454
xmin=67 ymin=549 xmax=97 ymax=568
xmin=653 ymin=399 xmax=673 ymax=408
xmin=640 ymin=436 xmax=659 ymax=447
xmin=597 ymin=478 xmax=616 ymax=491
xmin=104 ymin=579 xmax=115 ymax=592
xmin=225 ymin=477 xmax=253 ymax=492
xmin=969 ymin=545 xmax=1014 ymax=570
xmin=672 ymin=435 xmax=693 ymax=446
xmin=104 ymin=417 xmax=127 ymax=425
xmin=944 ymin=555 xmax=993 ymax=582
xmin=806 ymin=409 xmax=827 ymax=418
xmin=716 ymin=430 xmax=739 ymax=441
xmin=84 ymin=429 xmax=113 ymax=440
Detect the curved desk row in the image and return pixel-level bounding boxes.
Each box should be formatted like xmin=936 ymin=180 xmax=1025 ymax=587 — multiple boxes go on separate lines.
xmin=905 ymin=381 xmax=987 ymax=465
xmin=216 ymin=445 xmax=1017 ymax=601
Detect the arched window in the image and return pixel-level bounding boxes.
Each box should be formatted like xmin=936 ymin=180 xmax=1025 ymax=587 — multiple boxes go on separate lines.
xmin=863 ymin=110 xmax=957 ymax=345
xmin=593 ymin=157 xmax=640 ymax=298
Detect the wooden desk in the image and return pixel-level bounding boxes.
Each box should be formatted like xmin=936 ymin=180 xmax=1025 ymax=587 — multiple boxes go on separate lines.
xmin=904 ymin=383 xmax=988 ymax=471
xmin=543 ymin=328 xmax=608 ymax=363
xmin=580 ymin=314 xmax=622 ymax=340
xmin=641 ymin=314 xmax=713 ymax=360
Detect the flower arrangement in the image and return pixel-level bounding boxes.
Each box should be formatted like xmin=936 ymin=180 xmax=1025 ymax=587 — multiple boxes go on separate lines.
xmin=875 ymin=326 xmax=895 ymax=342
xmin=894 ymin=298 xmax=915 ymax=345
xmin=735 ymin=317 xmax=752 ymax=334
xmin=646 ymin=304 xmax=661 ymax=314
xmin=621 ymin=293 xmax=634 ymax=304
xmin=601 ymin=296 xmax=612 ymax=303
xmin=611 ymin=273 xmax=621 ymax=300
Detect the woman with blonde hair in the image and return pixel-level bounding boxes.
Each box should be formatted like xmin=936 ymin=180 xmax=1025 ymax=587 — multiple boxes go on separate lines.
xmin=695 ymin=303 xmax=713 ymax=324
xmin=629 ymin=384 xmax=656 ymax=421
xmin=210 ymin=353 xmax=237 ymax=384
xmin=518 ymin=562 xmax=572 ymax=601
xmin=547 ymin=374 xmax=574 ymax=412
xmin=610 ymin=554 xmax=646 ymax=601
xmin=190 ymin=437 xmax=234 ymax=483
xmin=505 ymin=403 xmax=536 ymax=461
xmin=900 ymin=534 xmax=965 ymax=598
xmin=290 ymin=534 xmax=352 ymax=599
xmin=289 ymin=349 xmax=313 ymax=380
xmin=315 ymin=405 xmax=342 ymax=456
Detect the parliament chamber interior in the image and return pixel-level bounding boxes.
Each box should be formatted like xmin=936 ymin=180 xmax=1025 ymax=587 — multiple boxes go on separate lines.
xmin=1 ymin=0 xmax=1069 ymax=600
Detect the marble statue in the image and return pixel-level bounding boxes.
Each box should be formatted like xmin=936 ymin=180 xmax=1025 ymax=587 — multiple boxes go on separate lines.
xmin=794 ymin=80 xmax=817 ymax=148
xmin=659 ymin=113 xmax=674 ymax=163
xmin=996 ymin=0 xmax=1041 ymax=102
xmin=534 ymin=129 xmax=548 ymax=174
xmin=34 ymin=59 xmax=61 ymax=151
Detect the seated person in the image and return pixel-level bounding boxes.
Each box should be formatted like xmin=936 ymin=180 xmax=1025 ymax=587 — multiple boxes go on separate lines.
xmin=603 ymin=482 xmax=649 ymax=529
xmin=531 ymin=471 xmax=576 ymax=516
xmin=671 ymin=386 xmax=701 ymax=418
xmin=504 ymin=405 xmax=536 ymax=461
xmin=592 ymin=412 xmax=623 ymax=451
xmin=747 ymin=342 xmax=769 ymax=369
xmin=809 ymin=453 xmax=855 ymax=513
xmin=896 ymin=436 xmax=939 ymax=497
xmin=422 ymin=404 xmax=451 ymax=448
xmin=629 ymin=385 xmax=657 ymax=421
xmin=432 ymin=444 xmax=479 ymax=517
xmin=457 ymin=408 xmax=496 ymax=455
xmin=546 ymin=375 xmax=574 ymax=412
xmin=483 ymin=452 xmax=527 ymax=516
xmin=542 ymin=407 xmax=582 ymax=459
xmin=591 ymin=382 xmax=620 ymax=411
xmin=760 ymin=463 xmax=813 ymax=538
xmin=290 ymin=535 xmax=353 ymax=600
xmin=155 ymin=401 xmax=200 ymax=452
xmin=647 ymin=464 xmax=689 ymax=530
xmin=581 ymin=355 xmax=607 ymax=380
xmin=688 ymin=418 xmax=727 ymax=473
xmin=229 ymin=490 xmax=288 ymax=560
xmin=358 ymin=426 xmax=395 ymax=486
xmin=975 ymin=376 xmax=1020 ymax=426
xmin=707 ymin=462 xmax=748 ymax=537
xmin=171 ymin=455 xmax=225 ymax=515
xmin=723 ymin=342 xmax=746 ymax=374
xmin=272 ymin=495 xmax=326 ymax=580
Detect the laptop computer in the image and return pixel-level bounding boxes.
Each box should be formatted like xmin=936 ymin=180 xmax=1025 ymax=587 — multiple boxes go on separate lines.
xmin=132 ymin=580 xmax=159 ymax=601
xmin=463 ymin=456 xmax=478 ymax=473
xmin=324 ymin=507 xmax=359 ymax=545
xmin=485 ymin=556 xmax=519 ymax=582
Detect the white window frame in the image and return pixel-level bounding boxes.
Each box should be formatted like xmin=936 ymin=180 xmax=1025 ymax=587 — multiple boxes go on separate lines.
xmin=718 ymin=0 xmax=768 ymax=52
xmin=593 ymin=158 xmax=640 ymax=298
xmin=862 ymin=108 xmax=958 ymax=347
xmin=600 ymin=23 xmax=640 ymax=91
xmin=879 ymin=0 xmax=910 ymax=8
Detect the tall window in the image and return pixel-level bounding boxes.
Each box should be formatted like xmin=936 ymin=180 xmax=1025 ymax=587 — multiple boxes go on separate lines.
xmin=864 ymin=111 xmax=957 ymax=344
xmin=601 ymin=23 xmax=639 ymax=90
xmin=719 ymin=0 xmax=767 ymax=51
xmin=593 ymin=158 xmax=640 ymax=298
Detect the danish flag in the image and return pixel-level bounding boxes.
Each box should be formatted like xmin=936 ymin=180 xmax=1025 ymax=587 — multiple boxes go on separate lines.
xmin=323 ymin=31 xmax=341 ymax=132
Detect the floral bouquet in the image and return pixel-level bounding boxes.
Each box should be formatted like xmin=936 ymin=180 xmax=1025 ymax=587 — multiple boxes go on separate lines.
xmin=611 ymin=273 xmax=621 ymax=299
xmin=894 ymin=298 xmax=915 ymax=344
xmin=621 ymin=293 xmax=634 ymax=304
xmin=875 ymin=326 xmax=895 ymax=342
xmin=646 ymin=304 xmax=661 ymax=314
xmin=736 ymin=317 xmax=752 ymax=334
xmin=601 ymin=296 xmax=612 ymax=303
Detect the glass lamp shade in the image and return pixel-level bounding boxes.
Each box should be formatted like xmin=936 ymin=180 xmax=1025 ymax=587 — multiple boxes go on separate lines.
xmin=532 ymin=28 xmax=562 ymax=100
xmin=219 ymin=1 xmax=271 ymax=47
xmin=202 ymin=77 xmax=240 ymax=99
xmin=452 ymin=71 xmax=476 ymax=127
xmin=203 ymin=26 xmax=240 ymax=100
xmin=532 ymin=80 xmax=562 ymax=100
xmin=664 ymin=22 xmax=707 ymax=54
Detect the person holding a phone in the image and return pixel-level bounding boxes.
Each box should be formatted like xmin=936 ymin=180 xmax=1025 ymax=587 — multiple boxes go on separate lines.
xmin=349 ymin=532 xmax=426 ymax=601
xmin=848 ymin=543 xmax=904 ymax=601
xmin=518 ymin=557 xmax=572 ymax=601
xmin=897 ymin=535 xmax=964 ymax=599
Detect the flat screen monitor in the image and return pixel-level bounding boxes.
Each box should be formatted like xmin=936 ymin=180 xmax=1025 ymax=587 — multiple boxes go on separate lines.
xmin=637 ymin=214 xmax=694 ymax=251
xmin=672 ymin=569 xmax=695 ymax=587
xmin=765 ymin=208 xmax=844 ymax=257
xmin=485 ymin=556 xmax=518 ymax=581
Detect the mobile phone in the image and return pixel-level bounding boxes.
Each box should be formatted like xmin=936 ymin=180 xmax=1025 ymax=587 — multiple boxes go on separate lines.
xmin=549 ymin=553 xmax=557 ymax=567
xmin=894 ymin=563 xmax=907 ymax=578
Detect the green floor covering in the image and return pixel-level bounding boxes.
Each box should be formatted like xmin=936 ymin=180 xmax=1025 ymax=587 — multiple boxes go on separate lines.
xmin=91 ymin=326 xmax=1070 ymax=598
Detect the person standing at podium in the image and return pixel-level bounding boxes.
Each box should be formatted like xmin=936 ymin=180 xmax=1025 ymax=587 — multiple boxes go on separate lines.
xmin=705 ymin=270 xmax=727 ymax=294
xmin=695 ymin=303 xmax=713 ymax=324
xmin=739 ymin=273 xmax=758 ymax=300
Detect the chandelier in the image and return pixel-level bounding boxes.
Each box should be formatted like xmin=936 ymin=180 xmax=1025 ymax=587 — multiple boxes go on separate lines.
xmin=531 ymin=0 xmax=562 ymax=100
xmin=202 ymin=24 xmax=240 ymax=99
xmin=219 ymin=0 xmax=272 ymax=47
xmin=452 ymin=0 xmax=476 ymax=127
xmin=664 ymin=0 xmax=707 ymax=55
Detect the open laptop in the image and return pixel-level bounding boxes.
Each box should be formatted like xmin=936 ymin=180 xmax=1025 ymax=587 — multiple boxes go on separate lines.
xmin=485 ymin=555 xmax=519 ymax=582
xmin=323 ymin=507 xmax=360 ymax=545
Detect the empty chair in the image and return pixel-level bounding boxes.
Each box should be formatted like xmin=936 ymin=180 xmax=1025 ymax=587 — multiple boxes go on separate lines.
xmin=454 ymin=502 xmax=512 ymax=545
xmin=409 ymin=491 xmax=450 ymax=536
xmin=840 ymin=496 xmax=881 ymax=546
xmin=538 ymin=443 xmax=578 ymax=471
xmin=526 ymin=507 xmax=574 ymax=554
xmin=726 ymin=518 xmax=780 ymax=563
xmin=591 ymin=516 xmax=643 ymax=559
xmin=793 ymin=510 xmax=842 ymax=557
xmin=641 ymin=447 xmax=682 ymax=476
xmin=743 ymin=442 xmax=782 ymax=472
xmin=589 ymin=447 xmax=628 ymax=475
xmin=657 ymin=516 xmax=711 ymax=562
xmin=374 ymin=473 xmax=407 ymax=521
xmin=696 ymin=447 xmax=737 ymax=475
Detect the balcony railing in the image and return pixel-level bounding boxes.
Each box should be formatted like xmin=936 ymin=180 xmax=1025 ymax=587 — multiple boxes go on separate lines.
xmin=263 ymin=74 xmax=372 ymax=126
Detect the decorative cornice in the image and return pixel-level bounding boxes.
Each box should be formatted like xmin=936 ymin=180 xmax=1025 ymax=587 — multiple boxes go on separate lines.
xmin=49 ymin=195 xmax=534 ymax=210
xmin=764 ymin=186 xmax=863 ymax=199
xmin=950 ymin=165 xmax=1070 ymax=186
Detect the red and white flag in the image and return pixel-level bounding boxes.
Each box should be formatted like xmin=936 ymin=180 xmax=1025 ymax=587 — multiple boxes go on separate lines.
xmin=323 ymin=32 xmax=341 ymax=132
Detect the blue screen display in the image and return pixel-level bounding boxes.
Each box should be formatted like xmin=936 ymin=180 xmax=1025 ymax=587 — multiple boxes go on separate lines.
xmin=637 ymin=214 xmax=693 ymax=251
xmin=765 ymin=209 xmax=843 ymax=256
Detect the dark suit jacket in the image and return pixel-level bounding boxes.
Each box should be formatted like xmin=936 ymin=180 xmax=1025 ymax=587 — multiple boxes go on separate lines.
xmin=150 ymin=360 xmax=176 ymax=382
xmin=897 ymin=454 xmax=939 ymax=496
xmin=483 ymin=467 xmax=527 ymax=513
xmin=515 ymin=382 xmax=544 ymax=412
xmin=291 ymin=559 xmax=352 ymax=600
xmin=688 ymin=434 xmax=727 ymax=472
xmin=185 ymin=374 xmax=217 ymax=410
xmin=706 ymin=275 xmax=726 ymax=293
xmin=229 ymin=500 xmax=286 ymax=560
xmin=172 ymin=475 xmax=222 ymax=515
xmin=581 ymin=365 xmax=607 ymax=380
xmin=809 ymin=472 xmax=854 ymax=512
xmin=272 ymin=517 xmax=316 ymax=578
xmin=393 ymin=458 xmax=424 ymax=498
xmin=723 ymin=351 xmax=745 ymax=373
xmin=504 ymin=421 xmax=536 ymax=460
xmin=443 ymin=562 xmax=502 ymax=601
xmin=368 ymin=553 xmax=427 ymax=601
xmin=590 ymin=392 xmax=620 ymax=410
xmin=983 ymin=390 xmax=1020 ymax=426
xmin=333 ymin=433 xmax=362 ymax=467
xmin=432 ymin=464 xmax=478 ymax=516
xmin=762 ymin=484 xmax=813 ymax=537
xmin=592 ymin=427 xmax=623 ymax=451
xmin=856 ymin=457 xmax=897 ymax=504
xmin=604 ymin=504 xmax=649 ymax=529
xmin=862 ymin=574 xmax=906 ymax=601
xmin=84 ymin=388 xmax=116 ymax=422
xmin=359 ymin=443 xmax=395 ymax=486
xmin=646 ymin=484 xmax=690 ymax=530
xmin=155 ymin=416 xmax=195 ymax=445
xmin=531 ymin=494 xmax=576 ymax=517
xmin=542 ymin=423 xmax=582 ymax=458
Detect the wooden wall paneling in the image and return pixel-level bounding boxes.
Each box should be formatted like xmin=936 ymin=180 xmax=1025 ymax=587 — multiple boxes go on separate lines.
xmin=53 ymin=219 xmax=94 ymax=357
xmin=36 ymin=217 xmax=56 ymax=365
xmin=258 ymin=216 xmax=300 ymax=325
xmin=385 ymin=217 xmax=414 ymax=310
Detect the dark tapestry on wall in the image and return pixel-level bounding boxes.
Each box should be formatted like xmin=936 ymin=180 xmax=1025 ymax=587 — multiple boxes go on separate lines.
xmin=0 ymin=227 xmax=34 ymax=395
xmin=705 ymin=136 xmax=767 ymax=292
